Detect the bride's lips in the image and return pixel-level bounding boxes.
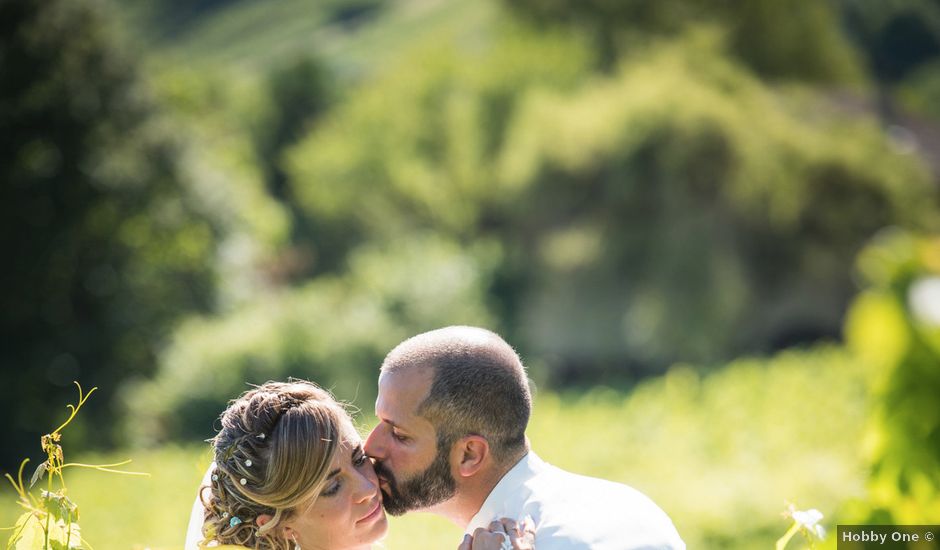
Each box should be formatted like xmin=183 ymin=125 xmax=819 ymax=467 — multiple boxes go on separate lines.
xmin=357 ymin=498 xmax=383 ymax=524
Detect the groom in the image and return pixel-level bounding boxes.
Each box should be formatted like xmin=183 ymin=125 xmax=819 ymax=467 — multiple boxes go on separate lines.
xmin=364 ymin=326 xmax=685 ymax=549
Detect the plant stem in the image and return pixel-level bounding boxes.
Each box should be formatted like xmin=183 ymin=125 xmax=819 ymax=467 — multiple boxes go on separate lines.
xmin=776 ymin=522 xmax=801 ymax=550
xmin=45 ymin=452 xmax=52 ymax=549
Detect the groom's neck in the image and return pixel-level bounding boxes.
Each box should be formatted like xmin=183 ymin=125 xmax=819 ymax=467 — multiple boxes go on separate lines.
xmin=436 ymin=450 xmax=527 ymax=529
xmin=432 ymin=468 xmax=506 ymax=529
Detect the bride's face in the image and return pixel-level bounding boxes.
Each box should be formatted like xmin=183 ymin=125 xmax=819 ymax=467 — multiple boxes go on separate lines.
xmin=285 ymin=422 xmax=388 ymax=549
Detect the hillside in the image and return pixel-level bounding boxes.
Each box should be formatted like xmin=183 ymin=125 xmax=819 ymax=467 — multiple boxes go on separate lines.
xmin=120 ymin=0 xmax=496 ymax=79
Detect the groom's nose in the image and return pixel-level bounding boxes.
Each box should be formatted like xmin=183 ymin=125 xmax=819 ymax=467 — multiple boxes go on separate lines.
xmin=363 ymin=425 xmax=386 ymax=459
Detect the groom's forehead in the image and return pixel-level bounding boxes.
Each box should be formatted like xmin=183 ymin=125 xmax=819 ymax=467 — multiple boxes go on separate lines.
xmin=377 ymin=366 xmax=433 ymax=398
xmin=376 ymin=367 xmax=435 ymax=421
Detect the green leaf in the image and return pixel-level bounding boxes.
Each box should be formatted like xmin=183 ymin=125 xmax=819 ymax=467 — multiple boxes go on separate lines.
xmin=28 ymin=462 xmax=48 ymax=490
xmin=47 ymin=519 xmax=81 ymax=549
xmin=4 ymin=512 xmax=80 ymax=549
xmin=39 ymin=492 xmax=78 ymax=524
xmin=8 ymin=512 xmax=43 ymax=549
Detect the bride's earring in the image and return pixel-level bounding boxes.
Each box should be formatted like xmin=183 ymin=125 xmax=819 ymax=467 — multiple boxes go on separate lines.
xmin=291 ymin=534 xmax=301 ymax=550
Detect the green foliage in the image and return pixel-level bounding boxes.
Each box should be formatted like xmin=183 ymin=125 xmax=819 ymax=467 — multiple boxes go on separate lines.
xmin=0 ymin=0 xmax=234 ymax=469
xmin=121 ymin=0 xmax=494 ymax=77
xmin=1 ymin=444 xmax=206 ymax=550
xmin=251 ymin=56 xmax=341 ymax=278
xmin=145 ymin=66 xmax=292 ymax=306
xmin=3 ymin=384 xmax=146 ymax=549
xmin=254 ymin=56 xmax=333 ymax=197
xmin=503 ymin=0 xmax=865 ymax=82
xmin=287 ymin=24 xmax=593 ymax=239
xmin=285 ymin=29 xmax=937 ymax=377
xmin=843 ymin=230 xmax=940 ymax=522
xmin=896 ymin=60 xmax=940 ymax=120
xmin=8 ymin=4 xmax=940 ymax=543
xmin=838 ymin=0 xmax=940 ymax=83
xmin=499 ymin=33 xmax=934 ymax=370
xmin=529 ymin=348 xmax=866 ymax=550
xmin=124 ymin=234 xmax=500 ymax=444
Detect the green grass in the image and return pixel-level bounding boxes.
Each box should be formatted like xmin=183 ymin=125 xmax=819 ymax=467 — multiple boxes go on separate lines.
xmin=1 ymin=346 xmax=868 ymax=549
xmin=1 ymin=445 xmax=213 ymax=550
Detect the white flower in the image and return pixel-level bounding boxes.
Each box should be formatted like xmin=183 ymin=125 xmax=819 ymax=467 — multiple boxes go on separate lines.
xmin=791 ymin=508 xmax=826 ymax=539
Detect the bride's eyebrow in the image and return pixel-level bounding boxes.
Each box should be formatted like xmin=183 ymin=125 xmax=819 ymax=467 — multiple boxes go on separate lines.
xmin=326 ymin=443 xmax=365 ymax=479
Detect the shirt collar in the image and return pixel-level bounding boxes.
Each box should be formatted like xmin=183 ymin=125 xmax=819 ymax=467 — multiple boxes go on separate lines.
xmin=465 ymin=450 xmax=546 ymax=534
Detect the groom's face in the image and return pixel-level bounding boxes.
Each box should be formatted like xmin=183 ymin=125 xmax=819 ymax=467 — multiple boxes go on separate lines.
xmin=364 ymin=367 xmax=457 ymax=515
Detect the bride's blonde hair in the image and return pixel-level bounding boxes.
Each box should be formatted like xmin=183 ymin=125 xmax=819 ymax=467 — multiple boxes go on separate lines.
xmin=200 ymin=380 xmax=348 ymax=549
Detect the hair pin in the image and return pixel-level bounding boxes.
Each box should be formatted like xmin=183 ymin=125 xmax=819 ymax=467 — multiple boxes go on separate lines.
xmin=256 ymin=433 xmax=266 ymax=440
xmin=240 ymin=478 xmax=247 ymax=485
xmin=229 ymin=516 xmax=243 ymax=528
xmin=245 ymin=459 xmax=252 ymax=467
xmin=211 ymin=474 xmax=219 ymax=481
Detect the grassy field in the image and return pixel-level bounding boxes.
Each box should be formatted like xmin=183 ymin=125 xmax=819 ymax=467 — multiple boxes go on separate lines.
xmin=2 ymin=346 xmax=867 ymax=549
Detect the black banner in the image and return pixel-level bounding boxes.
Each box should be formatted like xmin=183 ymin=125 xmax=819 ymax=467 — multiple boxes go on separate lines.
xmin=838 ymin=526 xmax=940 ymax=549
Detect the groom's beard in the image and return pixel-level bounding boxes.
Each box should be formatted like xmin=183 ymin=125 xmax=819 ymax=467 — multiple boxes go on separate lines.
xmin=373 ymin=447 xmax=456 ymax=516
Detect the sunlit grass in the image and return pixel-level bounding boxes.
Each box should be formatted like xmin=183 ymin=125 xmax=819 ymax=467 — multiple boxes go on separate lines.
xmin=1 ymin=445 xmax=212 ymax=550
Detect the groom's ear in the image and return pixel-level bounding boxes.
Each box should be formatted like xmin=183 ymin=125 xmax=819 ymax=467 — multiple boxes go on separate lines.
xmin=452 ymin=435 xmax=489 ymax=478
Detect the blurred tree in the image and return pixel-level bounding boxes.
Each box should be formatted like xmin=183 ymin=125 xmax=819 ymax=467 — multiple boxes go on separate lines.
xmin=119 ymin=0 xmax=248 ymax=42
xmin=285 ymin=29 xmax=938 ymax=381
xmin=501 ymin=0 xmax=701 ymax=69
xmin=502 ymin=0 xmax=864 ymax=83
xmin=837 ymin=0 xmax=940 ymax=144
xmin=146 ymin=66 xmax=292 ymax=305
xmin=845 ymin=230 xmax=940 ymax=522
xmin=838 ymin=0 xmax=940 ymax=85
xmin=0 ymin=0 xmax=225 ymax=469
xmin=251 ymin=56 xmax=348 ymax=279
xmin=488 ymin=35 xmax=935 ymax=377
xmin=108 ymin=0 xmax=940 ymax=446
xmin=124 ymin=234 xmax=499 ymax=444
xmin=255 ymin=57 xmax=332 ymax=204
xmin=897 ymin=61 xmax=940 ymax=121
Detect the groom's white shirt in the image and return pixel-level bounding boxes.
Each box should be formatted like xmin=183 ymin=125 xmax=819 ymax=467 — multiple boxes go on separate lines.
xmin=465 ymin=452 xmax=685 ymax=550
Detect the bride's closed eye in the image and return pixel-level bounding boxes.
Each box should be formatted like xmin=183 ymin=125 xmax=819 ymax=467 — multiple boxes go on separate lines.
xmin=322 ymin=479 xmax=342 ymax=497
xmin=321 ymin=445 xmax=368 ymax=497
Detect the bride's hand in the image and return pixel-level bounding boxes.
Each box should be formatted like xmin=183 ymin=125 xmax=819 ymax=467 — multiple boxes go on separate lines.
xmin=458 ymin=518 xmax=535 ymax=550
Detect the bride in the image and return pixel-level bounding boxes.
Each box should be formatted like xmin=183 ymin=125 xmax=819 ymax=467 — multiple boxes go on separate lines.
xmin=185 ymin=380 xmax=531 ymax=549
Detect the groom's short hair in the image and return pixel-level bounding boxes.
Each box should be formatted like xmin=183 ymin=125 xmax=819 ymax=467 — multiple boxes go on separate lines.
xmin=381 ymin=326 xmax=531 ymax=464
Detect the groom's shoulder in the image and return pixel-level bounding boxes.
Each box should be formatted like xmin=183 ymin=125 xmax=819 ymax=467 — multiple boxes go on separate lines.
xmin=528 ymin=461 xmax=685 ymax=549
xmin=533 ymin=459 xmax=645 ymax=496
xmin=539 ymin=463 xmax=664 ymax=513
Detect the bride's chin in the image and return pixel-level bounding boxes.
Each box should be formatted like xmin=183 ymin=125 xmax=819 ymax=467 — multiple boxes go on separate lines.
xmin=367 ymin=514 xmax=390 ymax=543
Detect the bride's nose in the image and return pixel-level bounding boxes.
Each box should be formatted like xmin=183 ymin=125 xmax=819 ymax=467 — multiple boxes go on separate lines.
xmin=353 ymin=468 xmax=378 ymax=503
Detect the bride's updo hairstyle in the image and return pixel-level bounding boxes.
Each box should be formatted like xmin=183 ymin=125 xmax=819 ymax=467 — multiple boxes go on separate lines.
xmin=201 ymin=380 xmax=348 ymax=549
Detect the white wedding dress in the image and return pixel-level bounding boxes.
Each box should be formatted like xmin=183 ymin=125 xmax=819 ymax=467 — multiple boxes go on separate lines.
xmin=184 ymin=464 xmax=214 ymax=549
